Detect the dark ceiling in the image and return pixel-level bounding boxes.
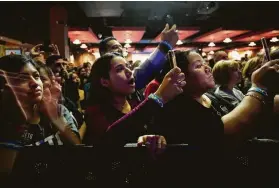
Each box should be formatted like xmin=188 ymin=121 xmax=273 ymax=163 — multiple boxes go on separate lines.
xmin=0 ymin=1 xmax=278 ymax=48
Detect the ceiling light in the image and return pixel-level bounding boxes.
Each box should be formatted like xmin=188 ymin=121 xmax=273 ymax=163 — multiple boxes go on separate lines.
xmin=176 ymin=40 xmax=183 ymax=45
xmin=73 ymin=39 xmax=81 ymax=45
xmin=209 ymin=51 xmax=214 ymax=55
xmin=125 ymin=39 xmax=132 ymax=44
xmin=80 ymin=44 xmax=87 ymax=49
xmin=223 ymin=38 xmax=232 ymax=43
xmin=208 ymin=42 xmax=215 ymax=47
xmin=124 ymin=43 xmax=131 ymax=48
xmin=270 ymin=37 xmax=279 ymax=42
xmin=202 ymin=52 xmax=207 ymax=57
xmin=248 ymin=42 xmax=256 ymax=47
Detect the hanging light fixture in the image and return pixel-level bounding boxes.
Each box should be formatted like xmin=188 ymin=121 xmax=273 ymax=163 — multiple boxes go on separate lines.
xmin=124 ymin=43 xmax=131 ymax=48
xmin=124 ymin=39 xmax=132 ymax=44
xmin=248 ymin=42 xmax=256 ymax=47
xmin=208 ymin=42 xmax=215 ymax=47
xmin=209 ymin=51 xmax=214 ymax=55
xmin=80 ymin=44 xmax=88 ymax=49
xmin=176 ymin=40 xmax=183 ymax=45
xmin=73 ymin=39 xmax=81 ymax=45
xmin=270 ymin=37 xmax=279 ymax=43
xmin=202 ymin=52 xmax=207 ymax=57
xmin=223 ymin=37 xmax=232 ymax=43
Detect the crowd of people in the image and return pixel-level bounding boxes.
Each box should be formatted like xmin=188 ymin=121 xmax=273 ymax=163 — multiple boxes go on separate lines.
xmin=1 ymin=23 xmax=279 ymax=185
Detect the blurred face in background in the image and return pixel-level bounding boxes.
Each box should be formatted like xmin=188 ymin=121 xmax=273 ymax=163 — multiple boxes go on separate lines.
xmin=106 ymin=39 xmax=123 ymax=55
xmin=84 ymin=65 xmax=91 ymax=76
xmin=71 ymin=73 xmax=79 ymax=83
xmin=52 ymin=58 xmax=67 ymax=75
xmin=79 ymin=68 xmax=86 ymax=77
xmin=229 ymin=65 xmax=242 ymax=86
xmin=67 ymin=62 xmax=75 ymax=71
xmin=214 ymin=51 xmax=228 ymax=63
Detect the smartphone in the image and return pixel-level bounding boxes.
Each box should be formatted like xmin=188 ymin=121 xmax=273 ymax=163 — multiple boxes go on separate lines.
xmin=165 ymin=15 xmax=174 ymax=28
xmin=261 ymin=37 xmax=271 ymax=61
xmin=168 ymin=50 xmax=177 ymax=68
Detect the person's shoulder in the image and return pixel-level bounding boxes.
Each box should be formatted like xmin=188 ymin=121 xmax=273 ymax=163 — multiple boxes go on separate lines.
xmin=149 ymin=79 xmax=160 ymax=86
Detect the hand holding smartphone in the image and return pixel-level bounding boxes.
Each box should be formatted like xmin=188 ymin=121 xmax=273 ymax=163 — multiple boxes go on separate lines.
xmin=261 ymin=37 xmax=271 ymax=62
xmin=168 ymin=50 xmax=177 ymax=68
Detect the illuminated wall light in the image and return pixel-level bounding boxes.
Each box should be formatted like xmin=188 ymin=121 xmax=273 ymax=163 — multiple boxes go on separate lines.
xmin=80 ymin=44 xmax=88 ymax=49
xmin=73 ymin=39 xmax=81 ymax=45
xmin=223 ymin=38 xmax=232 ymax=43
xmin=248 ymin=42 xmax=256 ymax=47
xmin=176 ymin=40 xmax=183 ymax=45
xmin=230 ymin=50 xmax=241 ymax=60
xmin=270 ymin=37 xmax=279 ymax=43
xmin=208 ymin=42 xmax=215 ymax=47
xmin=69 ymin=55 xmax=75 ymax=64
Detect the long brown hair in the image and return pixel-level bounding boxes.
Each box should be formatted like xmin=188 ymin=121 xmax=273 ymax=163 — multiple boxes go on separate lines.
xmin=87 ymin=52 xmax=121 ymax=107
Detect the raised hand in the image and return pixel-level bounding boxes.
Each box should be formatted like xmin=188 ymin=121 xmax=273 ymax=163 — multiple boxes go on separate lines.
xmin=251 ymin=59 xmax=279 ymax=93
xmin=30 ymin=44 xmax=44 ymax=57
xmin=154 ymin=67 xmax=186 ymax=103
xmin=160 ymin=24 xmax=179 ymax=48
xmin=30 ymin=43 xmax=60 ymax=57
xmin=50 ymin=44 xmax=60 ymax=55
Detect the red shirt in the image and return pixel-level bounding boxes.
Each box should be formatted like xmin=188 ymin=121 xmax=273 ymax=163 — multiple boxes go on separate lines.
xmin=144 ymin=79 xmax=160 ymax=98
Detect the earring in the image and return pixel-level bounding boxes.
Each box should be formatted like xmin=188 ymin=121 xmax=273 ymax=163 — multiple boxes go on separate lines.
xmin=33 ymin=104 xmax=38 ymax=113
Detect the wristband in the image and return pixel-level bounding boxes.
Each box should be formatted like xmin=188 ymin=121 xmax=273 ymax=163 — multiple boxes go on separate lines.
xmin=245 ymin=93 xmax=266 ymax=105
xmin=160 ymin=41 xmax=173 ymax=50
xmin=248 ymin=87 xmax=268 ymax=97
xmin=148 ymin=93 xmax=164 ymax=108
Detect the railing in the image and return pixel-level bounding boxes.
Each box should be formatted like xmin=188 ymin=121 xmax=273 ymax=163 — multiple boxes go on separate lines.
xmin=2 ymin=142 xmax=279 ymax=187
